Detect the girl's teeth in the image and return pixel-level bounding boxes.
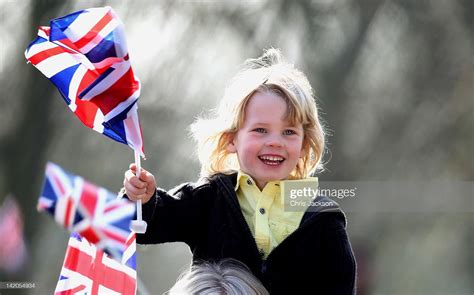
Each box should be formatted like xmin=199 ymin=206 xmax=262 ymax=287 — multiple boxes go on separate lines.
xmin=260 ymin=156 xmax=284 ymax=161
xmin=259 ymin=156 xmax=284 ymax=165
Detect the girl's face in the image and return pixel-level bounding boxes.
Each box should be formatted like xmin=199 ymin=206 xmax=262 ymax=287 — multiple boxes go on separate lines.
xmin=228 ymin=91 xmax=305 ymax=190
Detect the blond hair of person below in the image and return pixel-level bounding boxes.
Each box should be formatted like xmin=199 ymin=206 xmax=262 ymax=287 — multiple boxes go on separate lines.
xmin=167 ymin=258 xmax=269 ymax=295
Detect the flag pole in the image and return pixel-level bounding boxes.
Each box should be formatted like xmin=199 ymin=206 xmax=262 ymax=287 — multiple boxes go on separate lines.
xmin=131 ymin=150 xmax=147 ymax=233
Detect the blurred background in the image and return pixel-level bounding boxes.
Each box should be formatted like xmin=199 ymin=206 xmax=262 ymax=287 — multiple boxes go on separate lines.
xmin=0 ymin=0 xmax=472 ymax=294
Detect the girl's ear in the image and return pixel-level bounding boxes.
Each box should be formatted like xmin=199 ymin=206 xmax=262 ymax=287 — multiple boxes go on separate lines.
xmin=227 ymin=142 xmax=237 ymax=153
xmin=225 ymin=133 xmax=237 ymax=153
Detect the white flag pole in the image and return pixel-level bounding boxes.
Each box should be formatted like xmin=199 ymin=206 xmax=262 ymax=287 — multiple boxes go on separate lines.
xmin=130 ymin=150 xmax=147 ymax=233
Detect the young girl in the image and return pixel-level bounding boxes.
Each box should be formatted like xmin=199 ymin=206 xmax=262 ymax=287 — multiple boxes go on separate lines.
xmin=123 ymin=49 xmax=356 ymax=294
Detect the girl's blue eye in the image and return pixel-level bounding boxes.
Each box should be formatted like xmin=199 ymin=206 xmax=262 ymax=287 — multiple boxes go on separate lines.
xmin=253 ymin=128 xmax=266 ymax=133
xmin=283 ymin=129 xmax=296 ymax=135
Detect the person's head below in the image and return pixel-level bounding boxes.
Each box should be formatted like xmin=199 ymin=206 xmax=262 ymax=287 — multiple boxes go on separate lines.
xmin=192 ymin=48 xmax=325 ymax=190
xmin=167 ymin=259 xmax=269 ymax=295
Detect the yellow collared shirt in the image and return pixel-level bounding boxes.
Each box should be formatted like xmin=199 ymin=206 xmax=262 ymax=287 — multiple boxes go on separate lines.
xmin=235 ymin=171 xmax=319 ymax=259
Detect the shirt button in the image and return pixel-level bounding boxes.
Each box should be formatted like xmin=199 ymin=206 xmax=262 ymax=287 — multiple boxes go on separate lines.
xmin=247 ymin=179 xmax=253 ymax=185
xmin=259 ymin=208 xmax=265 ymax=214
xmin=259 ymin=249 xmax=265 ymax=257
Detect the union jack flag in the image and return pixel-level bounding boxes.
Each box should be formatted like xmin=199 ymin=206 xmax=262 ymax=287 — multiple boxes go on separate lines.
xmin=24 ymin=6 xmax=144 ymax=157
xmin=38 ymin=162 xmax=135 ymax=257
xmin=55 ymin=232 xmax=136 ymax=295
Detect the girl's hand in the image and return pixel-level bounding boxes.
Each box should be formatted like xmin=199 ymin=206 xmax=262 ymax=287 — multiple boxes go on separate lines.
xmin=123 ymin=163 xmax=156 ymax=204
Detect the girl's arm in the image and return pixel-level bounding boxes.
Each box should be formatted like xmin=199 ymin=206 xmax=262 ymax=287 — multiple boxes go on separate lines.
xmin=123 ymin=164 xmax=212 ymax=248
xmin=137 ymin=182 xmax=212 ymax=246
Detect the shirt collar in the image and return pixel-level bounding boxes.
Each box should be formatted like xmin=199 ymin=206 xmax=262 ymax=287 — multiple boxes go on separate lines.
xmin=234 ymin=170 xmax=318 ymax=192
xmin=235 ymin=170 xmax=280 ymax=192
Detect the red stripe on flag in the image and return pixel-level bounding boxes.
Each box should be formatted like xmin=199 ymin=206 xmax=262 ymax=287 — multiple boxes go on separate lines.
xmin=64 ymin=197 xmax=74 ymax=228
xmin=102 ymin=228 xmax=127 ymax=245
xmin=89 ymin=67 xmax=139 ymax=115
xmin=64 ymin=245 xmax=135 ymax=295
xmin=28 ymin=46 xmax=75 ymax=65
xmin=56 ymin=38 xmax=81 ymax=53
xmin=73 ymin=100 xmax=100 ymax=128
xmin=73 ymin=70 xmax=101 ymax=128
xmin=51 ymin=172 xmax=68 ymax=196
xmin=55 ymin=284 xmax=86 ymax=295
xmin=74 ymin=12 xmax=114 ymax=50
xmin=78 ymin=227 xmax=101 ymax=244
xmin=39 ymin=26 xmax=50 ymax=35
xmin=79 ymin=181 xmax=99 ymax=217
xmin=104 ymin=203 xmax=121 ymax=213
xmin=125 ymin=234 xmax=135 ymax=247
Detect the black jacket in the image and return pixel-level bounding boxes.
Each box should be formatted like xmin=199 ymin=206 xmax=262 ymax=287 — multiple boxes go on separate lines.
xmin=137 ymin=173 xmax=356 ymax=294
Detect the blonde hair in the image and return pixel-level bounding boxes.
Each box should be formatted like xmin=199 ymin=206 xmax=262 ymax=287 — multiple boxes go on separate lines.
xmin=167 ymin=259 xmax=269 ymax=295
xmin=191 ymin=48 xmax=325 ymax=179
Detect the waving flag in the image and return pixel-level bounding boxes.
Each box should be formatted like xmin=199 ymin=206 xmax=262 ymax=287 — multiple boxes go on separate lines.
xmin=38 ymin=162 xmax=135 ymax=257
xmin=24 ymin=6 xmax=144 ymax=157
xmin=55 ymin=232 xmax=136 ymax=295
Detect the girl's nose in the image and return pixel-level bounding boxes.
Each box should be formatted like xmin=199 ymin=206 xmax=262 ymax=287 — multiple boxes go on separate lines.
xmin=265 ymin=135 xmax=284 ymax=148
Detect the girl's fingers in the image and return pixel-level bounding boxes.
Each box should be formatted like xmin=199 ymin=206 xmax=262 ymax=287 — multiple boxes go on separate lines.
xmin=124 ymin=164 xmax=155 ymax=203
xmin=125 ymin=169 xmax=135 ymax=180
xmin=128 ymin=164 xmax=150 ymax=182
xmin=143 ymin=171 xmax=156 ymax=186
xmin=124 ymin=181 xmax=147 ymax=196
xmin=125 ymin=170 xmax=146 ymax=189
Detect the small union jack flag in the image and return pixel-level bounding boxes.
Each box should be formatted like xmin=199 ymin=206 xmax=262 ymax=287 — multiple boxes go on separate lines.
xmin=24 ymin=6 xmax=144 ymax=157
xmin=38 ymin=162 xmax=135 ymax=257
xmin=55 ymin=232 xmax=137 ymax=295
